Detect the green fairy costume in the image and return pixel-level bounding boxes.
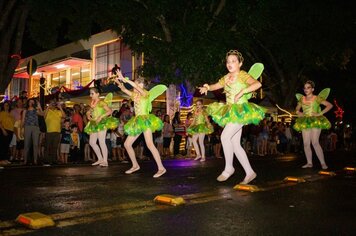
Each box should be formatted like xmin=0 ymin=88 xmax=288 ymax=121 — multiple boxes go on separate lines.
xmin=293 ymin=88 xmax=331 ymax=132
xmin=207 ymin=63 xmax=266 ymax=127
xmin=84 ymin=93 xmax=119 ymax=134
xmin=187 ymin=109 xmax=213 ymax=135
xmin=124 ymin=85 xmax=167 ymax=136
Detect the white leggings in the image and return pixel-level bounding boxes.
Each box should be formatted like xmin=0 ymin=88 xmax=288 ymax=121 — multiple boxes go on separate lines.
xmin=89 ymin=130 xmax=108 ymax=163
xmin=124 ymin=129 xmax=165 ymax=171
xmin=192 ymin=133 xmax=205 ymax=158
xmin=302 ymin=128 xmax=326 ymax=165
xmin=221 ymin=123 xmax=254 ymax=176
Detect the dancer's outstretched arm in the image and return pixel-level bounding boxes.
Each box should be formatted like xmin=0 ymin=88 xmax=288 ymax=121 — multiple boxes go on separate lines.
xmin=114 ymin=76 xmax=132 ymax=97
xmin=115 ymin=70 xmax=147 ymax=96
xmin=198 ymin=82 xmax=223 ymax=95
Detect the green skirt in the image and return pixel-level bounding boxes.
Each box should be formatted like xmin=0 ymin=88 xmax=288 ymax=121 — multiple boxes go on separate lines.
xmin=207 ymin=102 xmax=266 ymax=127
xmin=124 ymin=114 xmax=163 ymax=136
xmin=84 ymin=116 xmax=119 ymax=134
xmin=187 ymin=123 xmax=213 ymax=135
xmin=293 ymin=116 xmax=331 ymax=132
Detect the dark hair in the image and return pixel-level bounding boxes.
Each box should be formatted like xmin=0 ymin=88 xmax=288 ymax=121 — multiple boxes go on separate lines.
xmin=1 ymin=101 xmax=12 ymax=112
xmin=304 ymin=80 xmax=315 ymax=88
xmin=173 ymin=111 xmax=180 ymax=124
xmin=90 ymin=87 xmax=100 ymax=94
xmin=164 ymin=114 xmax=170 ymax=123
xmin=71 ymin=124 xmax=78 ymax=129
xmin=26 ymin=98 xmax=38 ymax=109
xmin=196 ymin=99 xmax=203 ymax=105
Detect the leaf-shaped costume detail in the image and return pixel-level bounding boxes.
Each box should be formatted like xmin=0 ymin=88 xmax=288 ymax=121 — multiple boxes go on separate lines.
xmin=295 ymin=93 xmax=303 ymax=102
xmin=147 ymin=85 xmax=167 ymax=112
xmin=245 ymin=63 xmax=264 ymax=100
xmin=248 ymin=63 xmax=264 ymax=79
xmin=318 ymin=88 xmax=330 ymax=100
xmin=104 ymin=93 xmax=113 ymax=107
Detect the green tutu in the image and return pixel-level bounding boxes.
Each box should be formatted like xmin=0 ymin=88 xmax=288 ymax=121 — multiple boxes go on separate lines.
xmin=207 ymin=102 xmax=266 ymax=127
xmin=293 ymin=116 xmax=331 ymax=132
xmin=84 ymin=116 xmax=119 ymax=134
xmin=124 ymin=114 xmax=163 ymax=136
xmin=187 ymin=124 xmax=213 ymax=135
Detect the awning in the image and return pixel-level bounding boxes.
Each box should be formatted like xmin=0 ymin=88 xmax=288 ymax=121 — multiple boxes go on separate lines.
xmin=13 ymin=57 xmax=91 ymax=79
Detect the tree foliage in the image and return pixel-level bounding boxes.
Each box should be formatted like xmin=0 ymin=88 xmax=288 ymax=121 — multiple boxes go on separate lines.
xmin=2 ymin=0 xmax=355 ymax=109
xmin=0 ymin=0 xmax=29 ymax=93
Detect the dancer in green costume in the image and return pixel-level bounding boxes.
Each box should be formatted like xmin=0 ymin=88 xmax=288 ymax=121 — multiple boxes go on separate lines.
xmin=294 ymin=80 xmax=333 ymax=169
xmin=114 ymin=71 xmax=167 ymax=178
xmin=199 ymin=50 xmax=265 ymax=184
xmin=187 ymin=99 xmax=213 ymax=162
xmin=84 ymin=87 xmax=119 ymax=167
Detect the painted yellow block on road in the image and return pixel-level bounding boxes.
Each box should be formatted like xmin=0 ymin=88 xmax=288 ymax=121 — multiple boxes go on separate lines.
xmin=16 ymin=212 xmax=55 ymax=229
xmin=154 ymin=194 xmax=186 ymax=206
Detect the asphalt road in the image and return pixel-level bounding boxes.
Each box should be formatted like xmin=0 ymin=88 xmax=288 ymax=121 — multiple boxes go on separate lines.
xmin=0 ymin=150 xmax=355 ymax=236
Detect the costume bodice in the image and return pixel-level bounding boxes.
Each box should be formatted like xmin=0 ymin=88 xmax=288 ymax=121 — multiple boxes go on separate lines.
xmin=299 ymin=96 xmax=323 ymax=116
xmin=218 ymin=70 xmax=250 ymax=104
xmin=193 ymin=110 xmax=207 ymax=125
xmin=132 ymin=90 xmax=150 ymax=115
xmin=92 ymin=101 xmax=107 ymax=119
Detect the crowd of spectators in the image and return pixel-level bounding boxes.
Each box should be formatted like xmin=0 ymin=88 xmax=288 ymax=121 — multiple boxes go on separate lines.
xmin=0 ymin=93 xmax=354 ymax=167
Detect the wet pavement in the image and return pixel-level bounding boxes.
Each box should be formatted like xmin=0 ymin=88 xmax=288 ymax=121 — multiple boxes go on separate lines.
xmin=0 ymin=150 xmax=355 ymax=235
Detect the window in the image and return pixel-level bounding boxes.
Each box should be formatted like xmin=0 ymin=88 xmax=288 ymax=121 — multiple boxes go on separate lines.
xmin=94 ymin=40 xmax=120 ymax=80
xmin=70 ymin=65 xmax=91 ymax=89
xmin=51 ymin=71 xmax=66 ymax=88
xmin=7 ymin=78 xmax=28 ymax=98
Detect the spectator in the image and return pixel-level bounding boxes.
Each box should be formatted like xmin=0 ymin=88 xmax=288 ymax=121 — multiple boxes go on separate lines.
xmin=162 ymin=114 xmax=173 ymax=157
xmin=70 ymin=124 xmax=81 ymax=163
xmin=172 ymin=111 xmax=184 ymax=156
xmin=44 ymin=100 xmax=65 ymax=165
xmin=0 ymin=101 xmax=15 ymax=165
xmin=23 ymin=98 xmax=43 ymax=165
xmin=60 ymin=120 xmax=71 ymax=164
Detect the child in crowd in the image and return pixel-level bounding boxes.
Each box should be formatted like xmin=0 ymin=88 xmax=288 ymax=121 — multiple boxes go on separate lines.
xmin=60 ymin=120 xmax=71 ymax=164
xmin=70 ymin=124 xmax=81 ymax=163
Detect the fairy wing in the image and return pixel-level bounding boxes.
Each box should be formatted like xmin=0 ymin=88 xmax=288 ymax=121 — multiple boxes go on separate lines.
xmin=318 ymin=88 xmax=330 ymax=100
xmin=295 ymin=93 xmax=303 ymax=102
xmin=248 ymin=63 xmax=264 ymax=80
xmin=148 ymin=85 xmax=168 ymax=112
xmin=245 ymin=63 xmax=264 ymax=99
xmin=104 ymin=93 xmax=113 ymax=107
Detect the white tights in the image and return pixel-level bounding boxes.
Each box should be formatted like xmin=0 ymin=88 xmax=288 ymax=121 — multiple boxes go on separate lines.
xmin=124 ymin=129 xmax=165 ymax=171
xmin=89 ymin=130 xmax=108 ymax=163
xmin=192 ymin=133 xmax=205 ymax=158
xmin=221 ymin=123 xmax=254 ymax=176
xmin=302 ymin=128 xmax=326 ymax=165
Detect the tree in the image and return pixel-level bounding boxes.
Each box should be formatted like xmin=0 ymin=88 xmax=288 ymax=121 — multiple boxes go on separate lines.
xmin=0 ymin=0 xmax=29 ymax=93
xmin=2 ymin=0 xmax=355 ymax=110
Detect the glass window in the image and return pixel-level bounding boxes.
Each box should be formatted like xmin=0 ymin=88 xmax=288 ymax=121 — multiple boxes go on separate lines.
xmin=71 ymin=67 xmax=81 ymax=89
xmin=95 ymin=40 xmax=120 ymax=80
xmin=51 ymin=72 xmax=60 ymax=88
xmin=70 ymin=65 xmax=91 ymax=89
xmin=7 ymin=78 xmax=28 ymax=98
